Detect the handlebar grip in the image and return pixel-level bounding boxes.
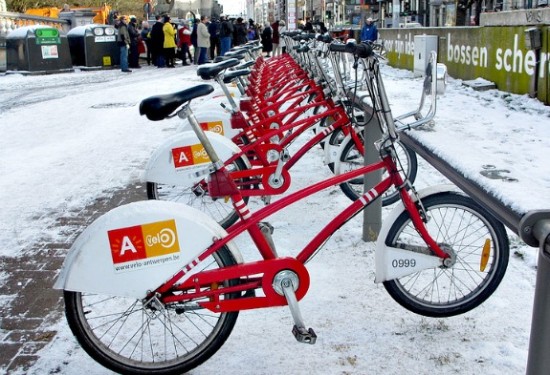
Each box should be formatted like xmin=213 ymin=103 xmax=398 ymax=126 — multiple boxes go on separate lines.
xmin=329 ymin=42 xmax=373 ymax=58
xmin=328 ymin=43 xmax=349 ymax=52
xmin=317 ymin=34 xmax=332 ymax=43
xmin=354 ymin=43 xmax=374 ymax=58
xmin=282 ymin=31 xmax=301 ymax=37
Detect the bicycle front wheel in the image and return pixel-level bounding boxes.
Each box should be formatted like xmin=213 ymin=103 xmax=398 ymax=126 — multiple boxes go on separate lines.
xmin=382 ymin=192 xmax=509 ymax=317
xmin=147 ymin=157 xmax=250 ymax=229
xmin=337 ymin=138 xmax=418 ymax=206
xmin=64 ymin=246 xmax=240 ymax=375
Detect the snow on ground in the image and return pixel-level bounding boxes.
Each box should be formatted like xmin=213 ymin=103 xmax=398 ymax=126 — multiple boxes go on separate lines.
xmin=0 ymin=58 xmax=549 ymax=374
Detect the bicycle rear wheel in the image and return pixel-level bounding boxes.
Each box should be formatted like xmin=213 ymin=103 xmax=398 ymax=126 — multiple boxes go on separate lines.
xmin=382 ymin=192 xmax=509 ymax=317
xmin=336 ymin=137 xmax=418 ymax=206
xmin=147 ymin=158 xmax=250 ymax=229
xmin=64 ymin=246 xmax=240 ymax=375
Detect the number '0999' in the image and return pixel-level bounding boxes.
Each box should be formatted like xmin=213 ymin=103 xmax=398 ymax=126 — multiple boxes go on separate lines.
xmin=392 ymin=259 xmax=416 ymax=268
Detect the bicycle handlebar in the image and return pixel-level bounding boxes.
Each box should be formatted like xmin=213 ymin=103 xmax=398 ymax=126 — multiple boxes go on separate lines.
xmin=328 ymin=42 xmax=373 ymax=58
xmin=328 ymin=43 xmax=349 ymax=53
xmin=316 ymin=34 xmax=332 ymax=43
xmin=291 ymin=33 xmax=317 ymax=41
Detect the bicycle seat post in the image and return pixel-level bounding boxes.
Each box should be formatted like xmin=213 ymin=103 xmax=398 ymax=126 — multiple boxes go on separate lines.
xmin=215 ymin=75 xmax=239 ymax=113
xmin=179 ymin=105 xmax=224 ymax=170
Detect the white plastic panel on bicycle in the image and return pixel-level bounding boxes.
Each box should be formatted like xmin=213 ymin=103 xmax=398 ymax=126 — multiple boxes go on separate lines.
xmin=176 ymin=108 xmax=241 ymax=140
xmin=144 ymin=131 xmax=243 ymax=185
xmin=375 ymin=184 xmax=463 ymax=283
xmin=54 ymin=200 xmax=241 ymax=298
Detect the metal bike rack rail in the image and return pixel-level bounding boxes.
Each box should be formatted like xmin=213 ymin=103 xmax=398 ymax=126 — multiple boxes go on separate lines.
xmin=400 ymin=131 xmax=523 ymax=233
xmin=400 ymin=130 xmax=550 ymax=375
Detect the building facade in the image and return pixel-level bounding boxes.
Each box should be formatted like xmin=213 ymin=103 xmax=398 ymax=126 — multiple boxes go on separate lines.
xmin=268 ymin=0 xmax=547 ymax=29
xmin=153 ymin=0 xmax=223 ymax=20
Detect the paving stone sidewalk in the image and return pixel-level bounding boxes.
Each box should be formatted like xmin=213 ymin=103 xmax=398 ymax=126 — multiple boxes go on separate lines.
xmin=0 ymin=183 xmax=146 ymax=373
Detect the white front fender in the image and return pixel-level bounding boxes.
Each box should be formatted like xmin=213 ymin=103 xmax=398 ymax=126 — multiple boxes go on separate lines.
xmin=375 ymin=184 xmax=463 ymax=283
xmin=54 ymin=200 xmax=242 ymax=298
xmin=144 ymin=130 xmax=246 ymax=186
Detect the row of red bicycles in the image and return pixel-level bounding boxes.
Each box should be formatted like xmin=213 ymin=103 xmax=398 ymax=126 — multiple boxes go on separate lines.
xmin=54 ymin=33 xmax=510 ymax=374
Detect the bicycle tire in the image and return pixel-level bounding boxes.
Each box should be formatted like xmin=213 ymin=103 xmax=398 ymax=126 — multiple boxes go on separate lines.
xmin=314 ymin=103 xmax=365 ymax=151
xmin=147 ymin=157 xmax=250 ymax=229
xmin=382 ymin=192 xmax=509 ymax=317
xmin=337 ymin=138 xmax=418 ymax=206
xmin=64 ymin=246 xmax=240 ymax=375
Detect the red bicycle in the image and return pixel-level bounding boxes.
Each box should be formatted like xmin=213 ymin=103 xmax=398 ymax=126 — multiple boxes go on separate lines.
xmin=56 ymin=42 xmax=509 ymax=375
xmin=145 ymin=38 xmax=417 ymax=228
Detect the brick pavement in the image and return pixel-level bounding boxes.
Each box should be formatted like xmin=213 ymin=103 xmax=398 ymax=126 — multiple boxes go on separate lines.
xmin=0 ymin=183 xmax=147 ymax=373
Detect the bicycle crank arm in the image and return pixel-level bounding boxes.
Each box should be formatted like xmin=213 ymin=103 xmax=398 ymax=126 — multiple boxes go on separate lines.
xmin=278 ymin=273 xmax=317 ymax=345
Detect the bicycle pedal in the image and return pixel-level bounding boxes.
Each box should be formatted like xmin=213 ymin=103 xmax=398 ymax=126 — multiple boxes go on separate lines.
xmin=292 ymin=325 xmax=317 ymax=345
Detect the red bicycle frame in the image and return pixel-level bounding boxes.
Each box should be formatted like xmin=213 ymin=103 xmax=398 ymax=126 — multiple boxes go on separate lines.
xmin=153 ymin=147 xmax=449 ymax=312
xmin=221 ymin=103 xmax=362 ymax=196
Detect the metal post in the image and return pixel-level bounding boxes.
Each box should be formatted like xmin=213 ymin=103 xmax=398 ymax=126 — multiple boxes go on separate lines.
xmin=392 ymin=0 xmax=400 ymax=27
xmin=362 ymin=109 xmax=382 ymax=242
xmin=519 ymin=211 xmax=550 ymax=375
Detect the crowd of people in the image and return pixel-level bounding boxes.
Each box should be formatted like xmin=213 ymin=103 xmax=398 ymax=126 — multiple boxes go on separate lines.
xmin=112 ymin=12 xmax=377 ymax=73
xmin=112 ymin=13 xmax=292 ymax=73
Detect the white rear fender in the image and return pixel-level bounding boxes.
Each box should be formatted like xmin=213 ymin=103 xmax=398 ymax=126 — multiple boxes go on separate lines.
xmin=144 ymin=131 xmax=247 ymax=186
xmin=54 ymin=200 xmax=242 ymax=298
xmin=375 ymin=184 xmax=464 ymax=283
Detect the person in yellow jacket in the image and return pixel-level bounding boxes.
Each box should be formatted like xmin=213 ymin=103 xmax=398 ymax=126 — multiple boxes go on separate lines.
xmin=162 ymin=15 xmax=177 ymax=68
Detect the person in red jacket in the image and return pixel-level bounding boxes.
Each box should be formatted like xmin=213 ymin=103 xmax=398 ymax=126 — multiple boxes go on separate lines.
xmin=177 ymin=20 xmax=193 ymax=66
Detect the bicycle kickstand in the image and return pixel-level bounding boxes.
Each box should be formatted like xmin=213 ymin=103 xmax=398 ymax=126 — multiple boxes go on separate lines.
xmin=276 ymin=271 xmax=317 ymax=344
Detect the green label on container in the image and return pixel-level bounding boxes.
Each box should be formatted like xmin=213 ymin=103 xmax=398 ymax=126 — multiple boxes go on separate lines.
xmin=35 ymin=29 xmax=61 ymax=45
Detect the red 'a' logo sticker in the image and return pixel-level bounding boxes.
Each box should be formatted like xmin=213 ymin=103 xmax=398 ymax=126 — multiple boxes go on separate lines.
xmin=108 ymin=225 xmax=147 ymax=264
xmin=172 ymin=146 xmax=194 ymax=168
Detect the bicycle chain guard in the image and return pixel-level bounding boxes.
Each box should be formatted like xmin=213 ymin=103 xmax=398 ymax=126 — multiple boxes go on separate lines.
xmin=178 ymin=257 xmax=310 ymax=313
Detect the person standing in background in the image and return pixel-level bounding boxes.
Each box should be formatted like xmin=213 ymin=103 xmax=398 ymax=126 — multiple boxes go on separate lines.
xmin=191 ymin=18 xmax=199 ymax=64
xmin=271 ymin=20 xmax=280 ymax=56
xmin=177 ymin=20 xmax=192 ymax=66
xmin=360 ymin=17 xmax=378 ymax=42
xmin=261 ymin=23 xmax=273 ymax=58
xmin=128 ymin=17 xmax=141 ymax=68
xmin=303 ymin=17 xmax=313 ymax=32
xmin=150 ymin=15 xmax=165 ymax=67
xmin=117 ymin=16 xmax=131 ymax=72
xmin=208 ymin=17 xmax=221 ymax=60
xmin=233 ymin=17 xmax=247 ymax=46
xmin=219 ymin=15 xmax=233 ymax=56
xmin=197 ymin=15 xmax=211 ymax=65
xmin=247 ymin=23 xmax=256 ymax=41
xmin=141 ymin=21 xmax=152 ymax=65
xmin=162 ymin=15 xmax=177 ymax=68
